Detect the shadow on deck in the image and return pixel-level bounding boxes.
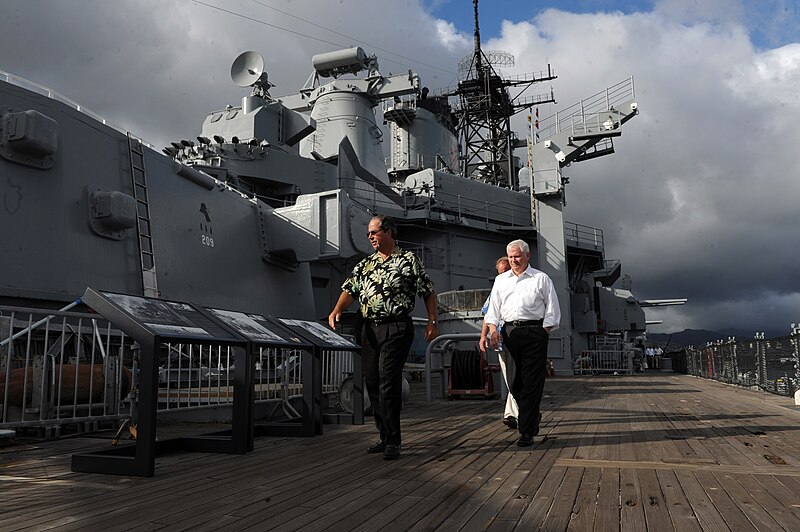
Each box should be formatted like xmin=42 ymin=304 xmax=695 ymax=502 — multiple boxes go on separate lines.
xmin=2 ymin=372 xmax=800 ymax=531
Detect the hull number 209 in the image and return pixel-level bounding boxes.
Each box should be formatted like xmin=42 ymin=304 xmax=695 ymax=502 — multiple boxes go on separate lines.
xmin=202 ymin=235 xmax=214 ymax=247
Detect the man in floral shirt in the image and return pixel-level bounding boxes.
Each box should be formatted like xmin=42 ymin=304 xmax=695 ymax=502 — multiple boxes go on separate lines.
xmin=328 ymin=215 xmax=438 ymax=460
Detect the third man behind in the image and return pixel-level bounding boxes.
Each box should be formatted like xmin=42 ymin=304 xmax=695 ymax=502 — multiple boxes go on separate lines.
xmin=479 ymin=256 xmax=519 ymax=429
xmin=484 ymin=239 xmax=560 ymax=446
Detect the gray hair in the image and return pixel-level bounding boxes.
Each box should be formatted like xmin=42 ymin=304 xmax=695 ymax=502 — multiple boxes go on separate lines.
xmin=507 ymin=239 xmax=529 ymax=254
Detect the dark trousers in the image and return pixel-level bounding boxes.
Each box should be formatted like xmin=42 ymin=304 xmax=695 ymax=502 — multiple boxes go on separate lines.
xmin=502 ymin=324 xmax=549 ymax=436
xmin=362 ymin=318 xmax=414 ymax=445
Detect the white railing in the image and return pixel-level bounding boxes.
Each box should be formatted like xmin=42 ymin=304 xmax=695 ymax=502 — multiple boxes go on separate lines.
xmin=0 ymin=69 xmax=155 ymax=148
xmin=574 ymin=349 xmax=635 ymax=375
xmin=534 ymin=77 xmax=635 ymax=143
xmin=1 ymin=305 xmax=354 ymax=435
xmin=0 ymin=305 xmax=134 ymax=434
xmin=564 ymin=221 xmax=604 ymax=250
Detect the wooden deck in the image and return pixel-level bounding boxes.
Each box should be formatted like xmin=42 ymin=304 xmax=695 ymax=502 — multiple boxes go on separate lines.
xmin=2 ymin=372 xmax=800 ymax=531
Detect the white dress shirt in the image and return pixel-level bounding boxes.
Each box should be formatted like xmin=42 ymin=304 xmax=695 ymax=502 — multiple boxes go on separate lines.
xmin=484 ymin=265 xmax=561 ymax=331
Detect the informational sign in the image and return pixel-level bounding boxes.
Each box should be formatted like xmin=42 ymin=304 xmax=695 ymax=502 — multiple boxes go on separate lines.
xmin=100 ymin=292 xmax=237 ymax=342
xmin=205 ymin=308 xmax=307 ymax=347
xmin=278 ymin=318 xmax=359 ymax=349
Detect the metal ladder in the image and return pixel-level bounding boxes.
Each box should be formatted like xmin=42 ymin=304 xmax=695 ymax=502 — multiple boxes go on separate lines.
xmin=128 ymin=133 xmax=159 ymax=298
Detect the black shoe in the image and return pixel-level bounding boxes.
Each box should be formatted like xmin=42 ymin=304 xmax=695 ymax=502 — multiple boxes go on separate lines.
xmin=503 ymin=416 xmax=518 ymax=429
xmin=367 ymin=441 xmax=386 ymax=454
xmin=383 ymin=444 xmax=400 ymax=460
xmin=517 ymin=434 xmax=534 ymax=447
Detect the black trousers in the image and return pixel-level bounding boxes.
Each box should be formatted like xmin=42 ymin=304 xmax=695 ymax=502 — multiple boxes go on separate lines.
xmin=362 ymin=318 xmax=414 ymax=445
xmin=502 ymin=324 xmax=549 ymax=436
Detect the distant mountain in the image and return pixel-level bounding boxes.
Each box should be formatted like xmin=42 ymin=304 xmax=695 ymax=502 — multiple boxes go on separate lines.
xmin=647 ymin=328 xmax=788 ymax=349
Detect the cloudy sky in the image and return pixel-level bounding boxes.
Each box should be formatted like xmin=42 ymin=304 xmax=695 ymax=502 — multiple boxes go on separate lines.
xmin=1 ymin=0 xmax=798 ymax=334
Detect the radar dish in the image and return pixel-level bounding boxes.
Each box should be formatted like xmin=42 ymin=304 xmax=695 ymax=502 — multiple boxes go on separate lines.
xmin=231 ymin=51 xmax=269 ymax=88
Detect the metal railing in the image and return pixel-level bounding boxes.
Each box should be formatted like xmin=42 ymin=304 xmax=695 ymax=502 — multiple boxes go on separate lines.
xmin=339 ymin=175 xmax=534 ymax=229
xmin=397 ymin=239 xmax=448 ymax=271
xmin=1 ymin=305 xmax=356 ymax=436
xmin=385 ymin=153 xmax=457 ymax=175
xmin=0 ymin=69 xmax=154 ymax=148
xmin=564 ymin=221 xmax=604 ymax=250
xmin=573 ymin=337 xmax=635 ymax=375
xmin=679 ymin=325 xmax=800 ymax=397
xmin=426 ymin=187 xmax=532 ymax=228
xmin=0 ymin=305 xmax=134 ymax=434
xmin=533 ymin=77 xmax=635 ymax=143
xmin=574 ymin=350 xmax=635 ymax=375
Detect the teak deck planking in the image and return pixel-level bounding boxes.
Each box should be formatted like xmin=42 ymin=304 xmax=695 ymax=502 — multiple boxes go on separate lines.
xmin=1 ymin=372 xmax=800 ymax=531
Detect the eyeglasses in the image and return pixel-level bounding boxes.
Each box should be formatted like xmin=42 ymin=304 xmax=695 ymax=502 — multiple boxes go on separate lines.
xmin=367 ymin=229 xmax=386 ymax=237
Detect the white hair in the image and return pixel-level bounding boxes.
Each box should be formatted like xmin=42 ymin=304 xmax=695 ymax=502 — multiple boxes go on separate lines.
xmin=506 ymin=239 xmax=529 ymax=254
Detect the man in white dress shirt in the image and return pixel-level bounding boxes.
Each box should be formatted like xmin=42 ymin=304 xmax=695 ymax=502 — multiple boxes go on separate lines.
xmin=484 ymin=239 xmax=561 ymax=446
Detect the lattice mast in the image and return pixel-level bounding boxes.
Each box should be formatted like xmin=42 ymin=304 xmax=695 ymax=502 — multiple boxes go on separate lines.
xmin=448 ymin=0 xmax=556 ymax=188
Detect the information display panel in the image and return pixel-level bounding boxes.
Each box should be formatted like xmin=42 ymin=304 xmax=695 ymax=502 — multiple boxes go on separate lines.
xmin=204 ymin=308 xmax=310 ymax=348
xmin=99 ymin=292 xmax=239 ymax=343
xmin=278 ymin=318 xmax=359 ymax=349
xmin=73 ymin=288 xmax=252 ymax=477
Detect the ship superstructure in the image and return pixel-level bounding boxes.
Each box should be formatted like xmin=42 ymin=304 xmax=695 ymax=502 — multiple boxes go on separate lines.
xmin=0 ymin=2 xmax=645 ymax=374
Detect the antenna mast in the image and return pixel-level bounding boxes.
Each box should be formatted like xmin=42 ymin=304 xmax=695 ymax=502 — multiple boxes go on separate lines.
xmin=472 ymin=0 xmax=482 ymax=75
xmin=446 ymin=0 xmax=557 ymax=188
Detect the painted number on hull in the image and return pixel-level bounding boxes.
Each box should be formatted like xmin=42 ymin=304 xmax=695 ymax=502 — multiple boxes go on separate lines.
xmin=202 ymin=235 xmax=214 ymax=247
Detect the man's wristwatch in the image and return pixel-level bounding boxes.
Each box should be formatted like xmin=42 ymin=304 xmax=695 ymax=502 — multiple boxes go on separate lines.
xmin=428 ymin=319 xmax=437 ymax=325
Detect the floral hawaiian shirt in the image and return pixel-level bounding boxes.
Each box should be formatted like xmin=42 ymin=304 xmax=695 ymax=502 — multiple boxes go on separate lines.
xmin=342 ymin=248 xmax=434 ymax=320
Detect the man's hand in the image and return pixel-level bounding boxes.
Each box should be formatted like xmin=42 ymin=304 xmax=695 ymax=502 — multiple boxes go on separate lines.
xmin=424 ymin=322 xmax=438 ymax=341
xmin=478 ymin=334 xmax=488 ymax=353
xmin=328 ymin=291 xmax=354 ymax=330
xmin=328 ymin=310 xmax=341 ymax=330
xmin=488 ymin=328 xmax=500 ymax=349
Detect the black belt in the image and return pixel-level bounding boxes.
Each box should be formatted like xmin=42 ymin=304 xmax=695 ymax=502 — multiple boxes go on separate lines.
xmin=368 ymin=315 xmax=411 ymax=325
xmin=508 ymin=319 xmax=543 ymax=327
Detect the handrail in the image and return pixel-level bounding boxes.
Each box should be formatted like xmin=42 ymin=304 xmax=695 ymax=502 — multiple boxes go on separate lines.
xmin=0 ymin=299 xmax=82 ymax=347
xmin=534 ymin=76 xmax=635 ymax=143
xmin=564 ymin=221 xmax=604 ymax=249
xmin=0 ymin=69 xmax=155 ymax=148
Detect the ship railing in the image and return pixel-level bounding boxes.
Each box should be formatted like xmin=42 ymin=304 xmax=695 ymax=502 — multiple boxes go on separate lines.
xmin=397 ymin=240 xmax=448 ymax=271
xmin=156 ymin=344 xmax=352 ymax=420
xmin=430 ymin=66 xmax=556 ymax=96
xmin=340 ymin=176 xmax=534 ymax=229
xmin=533 ymin=76 xmax=635 ymax=143
xmin=0 ymin=305 xmax=134 ymax=436
xmin=386 ymin=153 xmax=458 ymax=175
xmin=0 ymin=69 xmax=155 ymax=148
xmin=1 ymin=305 xmax=355 ymax=436
xmin=381 ymin=97 xmax=417 ymax=113
xmin=679 ymin=326 xmax=800 ymax=397
xmin=564 ymin=221 xmax=604 ymax=250
xmin=412 ymin=186 xmax=533 ymax=229
xmin=573 ymin=349 xmax=636 ymax=376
